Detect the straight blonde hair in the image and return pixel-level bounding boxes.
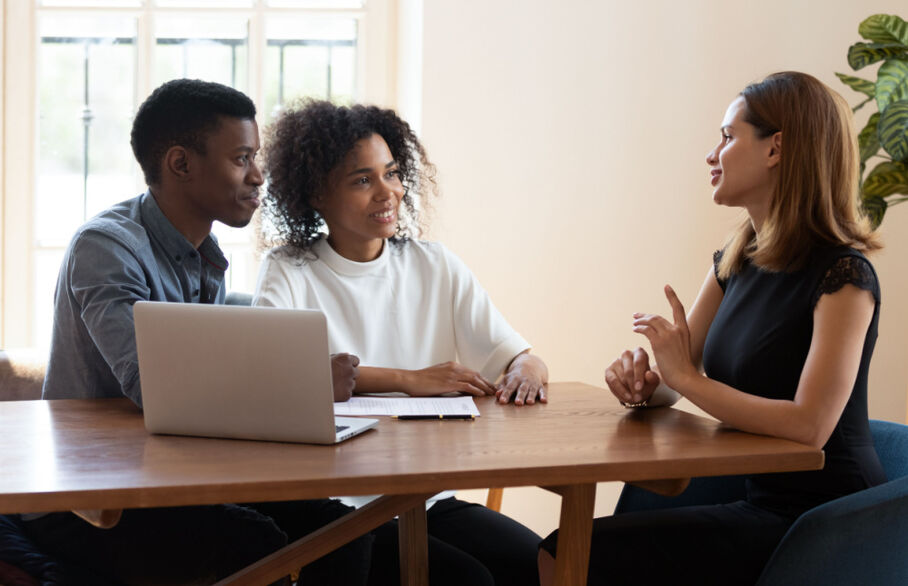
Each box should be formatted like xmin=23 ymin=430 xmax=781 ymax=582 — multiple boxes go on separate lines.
xmin=717 ymin=71 xmax=880 ymax=279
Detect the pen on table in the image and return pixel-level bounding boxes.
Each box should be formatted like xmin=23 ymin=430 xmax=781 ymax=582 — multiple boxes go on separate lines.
xmin=392 ymin=414 xmax=475 ymax=420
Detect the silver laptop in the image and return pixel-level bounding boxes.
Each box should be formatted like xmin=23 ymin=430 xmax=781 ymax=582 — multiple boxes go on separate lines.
xmin=134 ymin=301 xmax=377 ymax=444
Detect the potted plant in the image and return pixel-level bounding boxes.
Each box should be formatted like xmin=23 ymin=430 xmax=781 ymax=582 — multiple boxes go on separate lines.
xmin=836 ymin=13 xmax=908 ymax=228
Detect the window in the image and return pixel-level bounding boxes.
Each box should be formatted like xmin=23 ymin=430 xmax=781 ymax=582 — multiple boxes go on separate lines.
xmin=1 ymin=0 xmax=417 ymax=349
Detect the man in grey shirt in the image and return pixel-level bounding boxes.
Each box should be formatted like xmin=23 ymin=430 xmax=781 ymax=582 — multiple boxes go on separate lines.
xmin=25 ymin=79 xmax=370 ymax=585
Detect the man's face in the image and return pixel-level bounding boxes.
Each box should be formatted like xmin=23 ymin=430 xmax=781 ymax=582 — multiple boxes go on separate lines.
xmin=185 ymin=117 xmax=263 ymax=229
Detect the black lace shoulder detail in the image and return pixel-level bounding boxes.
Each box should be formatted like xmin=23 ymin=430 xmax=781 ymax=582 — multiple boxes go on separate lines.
xmin=712 ymin=249 xmax=727 ymax=292
xmin=811 ymin=255 xmax=878 ymax=309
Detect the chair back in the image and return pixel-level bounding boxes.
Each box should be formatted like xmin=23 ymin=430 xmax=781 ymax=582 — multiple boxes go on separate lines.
xmin=0 ymin=350 xmax=45 ymax=401
xmin=753 ymin=419 xmax=908 ymax=586
xmin=869 ymin=419 xmax=908 ymax=480
xmin=224 ymin=291 xmax=253 ymax=306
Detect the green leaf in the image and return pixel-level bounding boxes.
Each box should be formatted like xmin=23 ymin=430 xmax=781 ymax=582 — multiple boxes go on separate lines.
xmin=878 ymin=100 xmax=908 ymax=160
xmin=858 ymin=112 xmax=881 ymax=164
xmin=848 ymin=42 xmax=908 ymax=70
xmin=863 ymin=160 xmax=908 ymax=197
xmin=858 ymin=14 xmax=908 ymax=46
xmin=836 ymin=72 xmax=876 ymax=97
xmin=876 ymin=60 xmax=908 ymax=111
xmin=860 ymin=194 xmax=887 ymax=229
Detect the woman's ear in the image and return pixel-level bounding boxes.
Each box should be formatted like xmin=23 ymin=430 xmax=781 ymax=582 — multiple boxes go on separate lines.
xmin=767 ymin=132 xmax=782 ymax=168
xmin=163 ymin=146 xmax=191 ymax=182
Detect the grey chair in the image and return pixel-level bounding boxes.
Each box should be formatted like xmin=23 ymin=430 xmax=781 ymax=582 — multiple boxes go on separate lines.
xmin=225 ymin=291 xmax=254 ymax=306
xmin=614 ymin=419 xmax=908 ymax=586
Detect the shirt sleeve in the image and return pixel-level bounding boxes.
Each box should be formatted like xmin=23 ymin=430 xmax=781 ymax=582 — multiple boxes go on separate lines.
xmin=68 ymin=231 xmax=150 ymax=407
xmin=443 ymin=246 xmax=531 ymax=381
xmin=712 ymin=249 xmax=728 ymax=292
xmin=253 ymin=250 xmax=305 ymax=309
xmin=811 ymin=254 xmax=880 ymax=309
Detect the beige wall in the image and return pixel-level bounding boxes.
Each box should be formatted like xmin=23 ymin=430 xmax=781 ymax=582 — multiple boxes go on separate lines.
xmin=421 ymin=0 xmax=908 ymax=536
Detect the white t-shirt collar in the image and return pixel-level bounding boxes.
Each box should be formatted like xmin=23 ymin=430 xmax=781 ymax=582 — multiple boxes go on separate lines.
xmin=314 ymin=235 xmax=390 ymax=276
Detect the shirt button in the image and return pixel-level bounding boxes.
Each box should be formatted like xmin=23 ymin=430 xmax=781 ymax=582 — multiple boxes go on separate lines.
xmin=175 ymin=255 xmax=181 ymax=262
xmin=193 ymin=289 xmax=200 ymax=296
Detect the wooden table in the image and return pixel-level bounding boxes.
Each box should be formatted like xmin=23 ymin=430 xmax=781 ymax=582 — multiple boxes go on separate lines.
xmin=0 ymin=382 xmax=824 ymax=585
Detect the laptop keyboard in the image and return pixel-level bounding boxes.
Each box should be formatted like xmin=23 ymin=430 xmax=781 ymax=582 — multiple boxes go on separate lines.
xmin=336 ymin=424 xmax=350 ymax=433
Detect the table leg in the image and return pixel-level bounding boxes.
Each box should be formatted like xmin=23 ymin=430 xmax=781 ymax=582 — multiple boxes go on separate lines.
xmin=215 ymin=493 xmax=433 ymax=585
xmin=398 ymin=503 xmax=429 ymax=586
xmin=549 ymin=483 xmax=596 ymax=586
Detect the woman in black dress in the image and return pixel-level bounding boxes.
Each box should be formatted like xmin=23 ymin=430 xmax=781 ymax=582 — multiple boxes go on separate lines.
xmin=539 ymin=71 xmax=886 ymax=585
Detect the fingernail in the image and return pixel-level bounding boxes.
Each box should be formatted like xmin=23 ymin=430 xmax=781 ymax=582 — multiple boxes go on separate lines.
xmin=635 ymin=381 xmax=643 ymax=391
xmin=633 ymin=394 xmax=642 ymax=402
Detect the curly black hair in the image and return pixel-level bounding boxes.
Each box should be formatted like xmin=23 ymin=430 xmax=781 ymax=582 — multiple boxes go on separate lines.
xmin=262 ymin=100 xmax=437 ymax=254
xmin=131 ymin=79 xmax=257 ymax=186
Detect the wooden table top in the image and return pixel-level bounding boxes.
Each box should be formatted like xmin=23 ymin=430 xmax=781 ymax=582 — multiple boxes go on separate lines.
xmin=0 ymin=382 xmax=824 ymax=514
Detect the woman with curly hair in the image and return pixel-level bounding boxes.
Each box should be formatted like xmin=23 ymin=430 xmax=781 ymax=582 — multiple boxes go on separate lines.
xmin=539 ymin=71 xmax=886 ymax=585
xmin=253 ymin=100 xmax=546 ymax=586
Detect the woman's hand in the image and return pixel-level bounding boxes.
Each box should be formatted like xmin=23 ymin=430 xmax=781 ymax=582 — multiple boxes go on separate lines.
xmin=406 ymin=362 xmax=498 ymax=397
xmin=330 ymin=353 xmax=360 ymax=402
xmin=604 ymin=347 xmax=661 ymax=405
xmin=631 ymin=285 xmax=699 ymax=391
xmin=497 ymin=352 xmax=548 ymax=406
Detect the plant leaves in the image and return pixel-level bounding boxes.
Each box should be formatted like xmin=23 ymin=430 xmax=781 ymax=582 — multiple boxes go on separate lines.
xmin=858 ymin=14 xmax=908 ymax=46
xmin=836 ymin=72 xmax=876 ymax=97
xmin=860 ymin=194 xmax=888 ymax=229
xmin=876 ymin=60 xmax=908 ymax=111
xmin=863 ymin=160 xmax=908 ymax=197
xmin=858 ymin=112 xmax=881 ymax=164
xmin=878 ymin=100 xmax=908 ymax=160
xmin=847 ymin=42 xmax=908 ymax=70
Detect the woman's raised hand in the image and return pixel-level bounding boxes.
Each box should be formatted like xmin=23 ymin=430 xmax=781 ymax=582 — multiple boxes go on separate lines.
xmin=407 ymin=361 xmax=498 ymax=397
xmin=604 ymin=347 xmax=661 ymax=404
xmin=630 ymin=285 xmax=699 ymax=391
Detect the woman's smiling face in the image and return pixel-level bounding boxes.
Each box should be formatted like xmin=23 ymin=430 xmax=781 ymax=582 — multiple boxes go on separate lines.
xmin=315 ymin=133 xmax=405 ymax=262
xmin=706 ymin=96 xmax=780 ymax=227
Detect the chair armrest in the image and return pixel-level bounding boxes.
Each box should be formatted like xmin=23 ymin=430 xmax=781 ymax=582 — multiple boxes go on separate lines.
xmin=756 ymin=475 xmax=908 ymax=586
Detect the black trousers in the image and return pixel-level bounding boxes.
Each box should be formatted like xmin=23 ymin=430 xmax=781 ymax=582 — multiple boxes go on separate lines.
xmin=367 ymin=497 xmax=541 ymax=586
xmin=23 ymin=499 xmax=372 ymax=586
xmin=539 ymin=500 xmax=794 ymax=586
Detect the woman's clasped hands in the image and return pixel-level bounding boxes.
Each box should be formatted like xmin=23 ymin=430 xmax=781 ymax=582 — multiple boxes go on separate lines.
xmin=606 ymin=284 xmax=699 ymax=404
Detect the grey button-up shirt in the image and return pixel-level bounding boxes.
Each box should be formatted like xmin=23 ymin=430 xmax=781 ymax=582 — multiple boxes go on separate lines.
xmin=42 ymin=191 xmax=228 ymax=408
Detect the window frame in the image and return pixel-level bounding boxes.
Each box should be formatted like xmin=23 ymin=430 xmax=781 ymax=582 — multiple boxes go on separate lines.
xmin=1 ymin=0 xmax=421 ymax=348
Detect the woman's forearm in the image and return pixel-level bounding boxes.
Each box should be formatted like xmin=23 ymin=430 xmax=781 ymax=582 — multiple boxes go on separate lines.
xmin=354 ymin=366 xmax=412 ymax=394
xmin=673 ymin=372 xmax=829 ymax=447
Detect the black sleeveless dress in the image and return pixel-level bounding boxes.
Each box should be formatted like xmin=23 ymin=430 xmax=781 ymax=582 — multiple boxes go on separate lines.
xmin=539 ymin=246 xmax=887 ymax=585
xmin=704 ymin=246 xmax=887 ymax=516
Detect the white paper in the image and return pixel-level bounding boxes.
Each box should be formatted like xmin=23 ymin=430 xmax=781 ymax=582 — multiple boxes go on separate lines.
xmin=333 ymin=396 xmax=480 ymax=417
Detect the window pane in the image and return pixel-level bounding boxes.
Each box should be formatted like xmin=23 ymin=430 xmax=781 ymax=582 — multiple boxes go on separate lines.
xmin=268 ymin=0 xmax=363 ymax=7
xmin=40 ymin=0 xmax=141 ymax=7
xmin=36 ymin=15 xmax=138 ymax=246
xmin=264 ymin=16 xmax=357 ymax=119
xmin=155 ymin=0 xmax=253 ymax=7
xmin=154 ymin=16 xmax=249 ymax=92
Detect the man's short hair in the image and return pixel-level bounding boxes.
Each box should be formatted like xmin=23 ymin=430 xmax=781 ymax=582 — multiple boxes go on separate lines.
xmin=130 ymin=79 xmax=257 ymax=186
